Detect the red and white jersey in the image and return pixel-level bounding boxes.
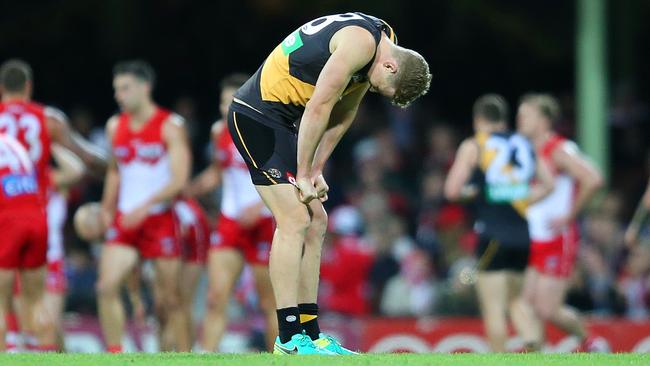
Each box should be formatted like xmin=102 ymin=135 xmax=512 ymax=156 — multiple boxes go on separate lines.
xmin=0 ymin=133 xmax=40 ymax=209
xmin=112 ymin=107 xmax=179 ymax=214
xmin=46 ymin=188 xmax=67 ymax=263
xmin=0 ymin=100 xmax=53 ymax=199
xmin=213 ymin=122 xmax=270 ymax=219
xmin=527 ymin=134 xmax=577 ymax=242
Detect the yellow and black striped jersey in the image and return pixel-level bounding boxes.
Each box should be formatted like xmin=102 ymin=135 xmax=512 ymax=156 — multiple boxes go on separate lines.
xmin=471 ymin=131 xmax=535 ymax=246
xmin=234 ymin=12 xmax=397 ymax=129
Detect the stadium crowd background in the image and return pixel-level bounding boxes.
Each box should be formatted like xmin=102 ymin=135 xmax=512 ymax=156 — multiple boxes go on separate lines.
xmin=1 ymin=0 xmax=650 ymax=351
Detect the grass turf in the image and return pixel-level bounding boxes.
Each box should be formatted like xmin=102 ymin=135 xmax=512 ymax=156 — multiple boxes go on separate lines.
xmin=1 ymin=353 xmax=648 ymax=366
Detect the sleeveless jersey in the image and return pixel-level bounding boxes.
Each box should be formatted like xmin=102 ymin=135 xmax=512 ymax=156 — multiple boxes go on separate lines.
xmin=0 ymin=100 xmax=52 ymax=199
xmin=234 ymin=12 xmax=397 ymax=128
xmin=112 ymin=107 xmax=175 ymax=214
xmin=0 ymin=133 xmax=40 ymax=209
xmin=527 ymin=134 xmax=577 ymax=242
xmin=213 ymin=122 xmax=271 ymax=219
xmin=471 ymin=131 xmax=535 ymax=246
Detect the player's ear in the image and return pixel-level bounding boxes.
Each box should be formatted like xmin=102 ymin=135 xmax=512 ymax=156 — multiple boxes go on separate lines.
xmin=383 ymin=60 xmax=398 ymax=75
xmin=25 ymin=80 xmax=33 ymax=97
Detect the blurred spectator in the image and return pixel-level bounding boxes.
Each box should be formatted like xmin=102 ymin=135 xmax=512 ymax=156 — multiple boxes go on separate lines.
xmin=618 ymin=245 xmax=650 ymax=320
xmin=320 ymin=206 xmax=374 ymax=315
xmin=380 ymin=249 xmax=439 ymax=317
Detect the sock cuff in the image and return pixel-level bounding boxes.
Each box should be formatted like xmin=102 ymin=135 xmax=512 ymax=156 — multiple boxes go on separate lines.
xmin=298 ymin=303 xmax=319 ymax=314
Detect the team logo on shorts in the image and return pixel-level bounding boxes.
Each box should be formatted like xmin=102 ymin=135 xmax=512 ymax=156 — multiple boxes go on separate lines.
xmin=210 ymin=232 xmax=222 ymax=247
xmin=267 ymin=168 xmax=282 ymax=179
xmin=105 ymin=227 xmax=117 ymax=241
xmin=161 ymin=237 xmax=174 ymax=254
xmin=286 ymin=172 xmax=297 ymax=185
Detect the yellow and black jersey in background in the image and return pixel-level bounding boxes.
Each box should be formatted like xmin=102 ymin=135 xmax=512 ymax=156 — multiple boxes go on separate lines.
xmin=234 ymin=12 xmax=397 ymax=129
xmin=470 ymin=131 xmax=535 ymax=247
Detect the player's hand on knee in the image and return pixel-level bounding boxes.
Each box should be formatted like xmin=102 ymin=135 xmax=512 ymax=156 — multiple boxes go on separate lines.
xmin=314 ymin=174 xmax=329 ymax=202
xmin=296 ymin=177 xmax=317 ymax=204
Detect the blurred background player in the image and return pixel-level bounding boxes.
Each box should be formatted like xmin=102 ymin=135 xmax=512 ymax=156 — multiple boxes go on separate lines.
xmin=444 ymin=94 xmax=553 ymax=352
xmin=97 ymin=60 xmax=191 ymax=353
xmin=174 ymin=198 xmax=210 ymax=348
xmin=184 ymin=74 xmax=277 ymax=352
xmin=624 ymin=176 xmax=650 ymax=248
xmin=228 ymin=12 xmax=429 ymax=355
xmin=0 ymin=59 xmax=106 ymax=352
xmin=144 ymin=198 xmax=210 ymax=350
xmin=516 ymin=93 xmax=605 ymax=352
xmin=10 ymin=145 xmax=86 ymax=352
xmin=0 ymin=133 xmax=53 ymax=351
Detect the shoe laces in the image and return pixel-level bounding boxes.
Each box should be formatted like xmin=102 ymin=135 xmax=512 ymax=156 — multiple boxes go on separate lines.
xmin=297 ymin=334 xmax=317 ymax=349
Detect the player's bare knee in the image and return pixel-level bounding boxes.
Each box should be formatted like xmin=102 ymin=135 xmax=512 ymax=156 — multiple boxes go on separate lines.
xmin=534 ymin=300 xmax=555 ymax=321
xmin=96 ymin=278 xmax=120 ymax=298
xmin=309 ymin=207 xmax=328 ymax=238
xmin=206 ymin=286 xmax=229 ymax=313
xmin=276 ymin=208 xmax=311 ymax=237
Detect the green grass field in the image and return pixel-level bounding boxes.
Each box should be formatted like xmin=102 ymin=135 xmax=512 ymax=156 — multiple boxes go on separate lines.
xmin=1 ymin=353 xmax=648 ymax=366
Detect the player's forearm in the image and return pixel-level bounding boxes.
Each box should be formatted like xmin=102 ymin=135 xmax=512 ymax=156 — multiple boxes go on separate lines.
xmin=569 ymin=175 xmax=603 ymax=219
xmin=312 ymin=121 xmax=349 ymax=173
xmin=297 ymin=103 xmax=331 ymax=177
xmin=187 ymin=165 xmax=221 ymax=197
xmin=101 ymin=167 xmax=120 ymax=214
xmin=628 ymin=201 xmax=650 ymax=235
xmin=70 ymin=133 xmax=109 ymax=175
xmin=51 ymin=145 xmax=86 ymax=189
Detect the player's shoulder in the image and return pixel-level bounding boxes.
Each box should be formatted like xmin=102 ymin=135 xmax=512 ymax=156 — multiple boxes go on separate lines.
xmin=44 ymin=105 xmax=68 ymax=122
xmin=163 ymin=111 xmax=185 ymax=128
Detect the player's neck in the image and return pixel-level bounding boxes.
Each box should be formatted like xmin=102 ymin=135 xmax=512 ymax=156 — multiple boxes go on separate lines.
xmin=129 ymin=101 xmax=156 ymax=124
xmin=532 ymin=130 xmax=553 ymax=148
xmin=1 ymin=93 xmax=29 ymax=103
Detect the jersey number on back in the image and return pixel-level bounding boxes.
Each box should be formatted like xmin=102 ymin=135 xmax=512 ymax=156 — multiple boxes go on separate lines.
xmin=300 ymin=13 xmax=364 ymax=35
xmin=0 ymin=112 xmax=42 ymax=162
xmin=484 ymin=134 xmax=534 ymax=202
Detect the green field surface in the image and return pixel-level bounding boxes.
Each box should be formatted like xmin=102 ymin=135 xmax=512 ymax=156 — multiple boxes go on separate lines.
xmin=1 ymin=353 xmax=648 ymax=366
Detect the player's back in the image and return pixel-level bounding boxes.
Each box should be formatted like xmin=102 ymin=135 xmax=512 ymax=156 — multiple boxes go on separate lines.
xmin=0 ymin=100 xmax=52 ymax=199
xmin=112 ymin=107 xmax=174 ymax=214
xmin=0 ymin=132 xmax=42 ymax=211
xmin=213 ymin=124 xmax=271 ymax=219
xmin=471 ymin=131 xmax=535 ymax=245
xmin=234 ymin=12 xmax=397 ymax=128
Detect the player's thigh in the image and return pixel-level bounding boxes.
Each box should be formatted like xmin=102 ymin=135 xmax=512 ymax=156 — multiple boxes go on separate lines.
xmin=255 ymin=184 xmax=310 ymax=230
xmin=250 ymin=264 xmax=275 ymax=311
xmin=207 ymin=249 xmax=244 ymax=300
xmin=97 ymin=244 xmax=139 ymax=290
xmin=153 ymin=257 xmax=182 ymax=296
xmin=180 ymin=263 xmax=203 ymax=304
xmin=476 ymin=271 xmax=509 ymax=313
xmin=520 ymin=267 xmax=540 ymax=303
xmin=534 ymin=274 xmax=568 ymax=311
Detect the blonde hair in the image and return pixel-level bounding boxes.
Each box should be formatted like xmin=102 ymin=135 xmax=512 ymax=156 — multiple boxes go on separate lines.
xmin=520 ymin=93 xmax=561 ymax=123
xmin=391 ymin=48 xmax=431 ymax=108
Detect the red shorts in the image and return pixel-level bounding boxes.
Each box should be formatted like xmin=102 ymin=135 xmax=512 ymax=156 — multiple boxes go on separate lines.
xmin=0 ymin=208 xmax=47 ymax=269
xmin=210 ymin=215 xmax=274 ymax=265
xmin=529 ymin=225 xmax=579 ymax=278
xmin=105 ymin=210 xmax=180 ymax=259
xmin=182 ymin=224 xmax=209 ymax=265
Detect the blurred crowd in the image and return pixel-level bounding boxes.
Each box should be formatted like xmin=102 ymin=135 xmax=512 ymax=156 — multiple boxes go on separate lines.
xmin=60 ymin=86 xmax=650 ymax=321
